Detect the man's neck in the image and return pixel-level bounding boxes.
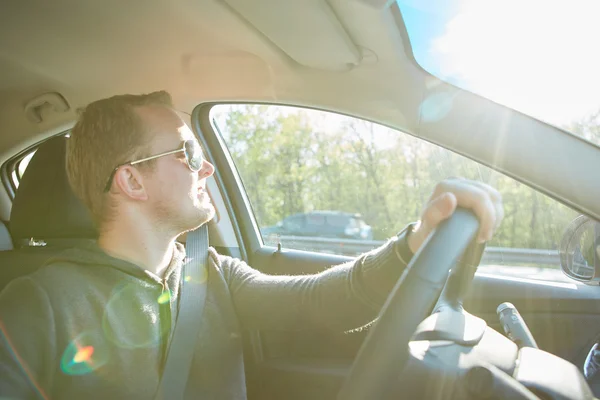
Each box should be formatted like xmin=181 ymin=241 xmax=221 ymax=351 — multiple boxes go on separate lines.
xmin=97 ymin=218 xmax=178 ymax=277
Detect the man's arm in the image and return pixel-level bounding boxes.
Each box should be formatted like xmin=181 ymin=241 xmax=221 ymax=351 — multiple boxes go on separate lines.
xmin=217 ymin=228 xmax=413 ymax=332
xmin=220 ymin=178 xmax=503 ymax=332
xmin=0 ymin=276 xmax=57 ymax=399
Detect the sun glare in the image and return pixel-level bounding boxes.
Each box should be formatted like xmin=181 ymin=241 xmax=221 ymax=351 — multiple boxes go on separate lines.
xmin=431 ymin=0 xmax=600 ymax=126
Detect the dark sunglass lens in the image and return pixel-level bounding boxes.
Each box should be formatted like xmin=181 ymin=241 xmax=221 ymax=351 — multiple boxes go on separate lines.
xmin=184 ymin=140 xmax=203 ymax=171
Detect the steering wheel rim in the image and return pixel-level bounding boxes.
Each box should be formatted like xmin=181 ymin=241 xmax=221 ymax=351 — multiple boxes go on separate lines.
xmin=337 ymin=208 xmax=481 ymax=400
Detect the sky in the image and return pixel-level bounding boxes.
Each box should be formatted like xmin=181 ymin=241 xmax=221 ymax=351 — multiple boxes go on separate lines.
xmin=397 ymin=0 xmax=600 ymax=128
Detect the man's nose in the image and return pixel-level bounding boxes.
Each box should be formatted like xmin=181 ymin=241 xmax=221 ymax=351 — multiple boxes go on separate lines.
xmin=198 ymin=160 xmax=215 ymax=179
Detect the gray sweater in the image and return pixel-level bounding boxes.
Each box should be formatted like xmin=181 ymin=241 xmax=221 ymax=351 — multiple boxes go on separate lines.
xmin=0 ymin=234 xmax=410 ymax=399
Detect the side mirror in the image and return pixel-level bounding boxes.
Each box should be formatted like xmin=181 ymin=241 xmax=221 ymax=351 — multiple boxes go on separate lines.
xmin=559 ymin=215 xmax=600 ymax=284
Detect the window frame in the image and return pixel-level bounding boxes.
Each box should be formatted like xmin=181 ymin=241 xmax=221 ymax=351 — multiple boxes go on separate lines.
xmin=2 ymin=147 xmax=32 ymax=198
xmin=197 ymin=101 xmax=591 ymax=263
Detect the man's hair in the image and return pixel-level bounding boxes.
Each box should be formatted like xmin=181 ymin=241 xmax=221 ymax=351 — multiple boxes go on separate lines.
xmin=66 ymin=90 xmax=173 ymax=225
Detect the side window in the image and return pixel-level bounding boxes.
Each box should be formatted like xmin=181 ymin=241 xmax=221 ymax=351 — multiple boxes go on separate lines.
xmin=210 ymin=105 xmax=578 ymax=281
xmin=283 ymin=215 xmax=304 ymax=233
xmin=9 ymin=150 xmax=36 ymax=191
xmin=344 ymin=218 xmax=360 ymax=237
xmin=305 ymin=214 xmax=325 ymax=234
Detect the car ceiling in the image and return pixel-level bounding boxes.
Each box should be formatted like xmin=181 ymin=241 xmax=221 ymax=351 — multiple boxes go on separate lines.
xmin=1 ymin=0 xmax=600 ymax=223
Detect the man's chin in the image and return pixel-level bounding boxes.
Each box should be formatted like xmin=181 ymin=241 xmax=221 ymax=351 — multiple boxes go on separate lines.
xmin=203 ymin=206 xmax=216 ymax=225
xmin=183 ymin=205 xmax=216 ymax=233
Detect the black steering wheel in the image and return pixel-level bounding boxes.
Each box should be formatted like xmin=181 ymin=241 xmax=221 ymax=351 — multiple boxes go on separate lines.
xmin=338 ymin=208 xmax=481 ymax=400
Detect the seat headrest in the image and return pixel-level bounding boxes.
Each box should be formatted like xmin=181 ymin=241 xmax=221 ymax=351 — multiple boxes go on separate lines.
xmin=10 ymin=136 xmax=97 ymax=243
xmin=0 ymin=221 xmax=13 ymax=251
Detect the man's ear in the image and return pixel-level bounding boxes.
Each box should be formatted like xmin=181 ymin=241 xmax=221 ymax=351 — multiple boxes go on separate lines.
xmin=112 ymin=165 xmax=149 ymax=201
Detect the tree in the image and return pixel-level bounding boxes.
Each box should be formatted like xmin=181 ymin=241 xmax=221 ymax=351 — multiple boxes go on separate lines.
xmin=211 ymin=104 xmax=582 ymax=251
xmin=214 ymin=105 xmax=316 ymax=226
xmin=568 ymin=110 xmax=600 ymax=147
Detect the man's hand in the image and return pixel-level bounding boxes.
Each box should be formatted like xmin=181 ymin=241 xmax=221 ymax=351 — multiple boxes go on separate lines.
xmin=407 ymin=178 xmax=504 ymax=254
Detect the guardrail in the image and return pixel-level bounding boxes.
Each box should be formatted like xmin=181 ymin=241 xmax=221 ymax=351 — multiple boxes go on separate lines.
xmin=265 ymin=234 xmax=562 ymax=266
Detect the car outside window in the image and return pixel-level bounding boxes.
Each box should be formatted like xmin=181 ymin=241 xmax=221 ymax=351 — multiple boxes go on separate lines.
xmin=210 ymin=104 xmax=579 ymax=282
xmin=327 ymin=215 xmax=349 ymax=228
xmin=306 ymin=214 xmax=325 ymax=228
xmin=283 ymin=215 xmax=304 ymax=232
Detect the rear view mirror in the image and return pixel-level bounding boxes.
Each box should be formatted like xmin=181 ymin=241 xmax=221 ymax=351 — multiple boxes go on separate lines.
xmin=560 ymin=215 xmax=600 ymax=284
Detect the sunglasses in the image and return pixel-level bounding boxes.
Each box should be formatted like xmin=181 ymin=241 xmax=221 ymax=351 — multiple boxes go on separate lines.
xmin=103 ymin=139 xmax=204 ymax=192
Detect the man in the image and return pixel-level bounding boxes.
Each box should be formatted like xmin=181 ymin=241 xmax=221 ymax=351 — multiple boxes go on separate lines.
xmin=0 ymin=91 xmax=503 ymax=399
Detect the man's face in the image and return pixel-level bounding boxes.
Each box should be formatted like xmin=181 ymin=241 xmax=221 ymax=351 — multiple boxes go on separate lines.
xmin=137 ymin=106 xmax=215 ymax=234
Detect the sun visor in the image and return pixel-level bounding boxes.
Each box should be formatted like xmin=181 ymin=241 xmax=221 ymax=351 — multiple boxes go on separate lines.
xmin=222 ymin=0 xmax=361 ymax=71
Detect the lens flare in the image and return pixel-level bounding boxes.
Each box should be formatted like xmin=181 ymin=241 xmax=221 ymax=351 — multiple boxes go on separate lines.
xmin=157 ymin=291 xmax=171 ymax=304
xmin=73 ymin=346 xmax=94 ymax=363
xmin=61 ymin=332 xmax=109 ymax=376
xmin=419 ymin=91 xmax=459 ymax=122
xmin=181 ymin=261 xmax=208 ymax=284
xmin=102 ymin=283 xmax=169 ymax=349
xmin=0 ymin=321 xmax=50 ymax=400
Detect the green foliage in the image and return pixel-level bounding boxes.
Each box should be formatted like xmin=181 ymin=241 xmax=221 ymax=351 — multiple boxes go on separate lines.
xmin=568 ymin=110 xmax=600 ymax=147
xmin=212 ymin=105 xmax=580 ymax=249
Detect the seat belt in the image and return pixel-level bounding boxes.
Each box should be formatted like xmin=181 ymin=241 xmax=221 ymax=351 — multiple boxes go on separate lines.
xmin=154 ymin=223 xmax=209 ymax=400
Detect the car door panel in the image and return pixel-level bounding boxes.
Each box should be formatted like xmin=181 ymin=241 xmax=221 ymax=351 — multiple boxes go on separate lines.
xmin=248 ymin=247 xmax=368 ymax=361
xmin=245 ymin=247 xmax=600 ymax=399
xmin=465 ymin=274 xmax=600 ymax=365
xmin=245 ymin=248 xmax=366 ymax=399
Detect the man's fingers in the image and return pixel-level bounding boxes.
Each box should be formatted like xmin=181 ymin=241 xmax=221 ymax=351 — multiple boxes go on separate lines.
xmin=410 ymin=193 xmax=457 ymax=253
xmin=430 ymin=179 xmax=500 ymax=243
xmin=458 ymin=189 xmax=497 ymax=243
xmin=410 ymin=178 xmax=504 ymax=253
xmin=465 ymin=180 xmax=504 ymax=230
xmin=421 ymin=192 xmax=457 ymax=230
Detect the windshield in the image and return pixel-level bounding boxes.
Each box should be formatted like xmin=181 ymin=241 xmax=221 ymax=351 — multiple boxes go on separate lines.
xmin=397 ymin=0 xmax=600 ymax=146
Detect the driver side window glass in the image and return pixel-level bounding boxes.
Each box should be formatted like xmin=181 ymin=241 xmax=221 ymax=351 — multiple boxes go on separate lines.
xmin=283 ymin=216 xmax=304 ymax=232
xmin=210 ymin=105 xmax=578 ymax=281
